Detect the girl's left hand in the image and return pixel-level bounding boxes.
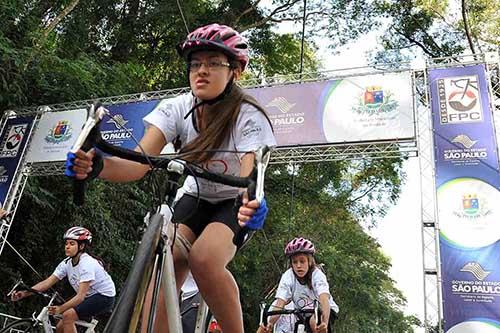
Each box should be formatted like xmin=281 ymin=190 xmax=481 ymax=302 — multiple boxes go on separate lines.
xmin=47 ymin=306 xmax=62 ymax=315
xmin=237 ymin=191 xmax=260 ymax=227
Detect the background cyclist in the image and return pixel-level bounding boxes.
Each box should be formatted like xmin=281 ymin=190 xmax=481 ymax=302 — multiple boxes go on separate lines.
xmin=260 ymin=237 xmax=339 ymax=333
xmin=10 ymin=227 xmax=115 ymax=333
xmin=67 ymin=23 xmax=276 ymax=332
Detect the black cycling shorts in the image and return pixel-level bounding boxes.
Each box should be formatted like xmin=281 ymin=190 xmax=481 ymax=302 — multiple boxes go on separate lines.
xmin=172 ymin=194 xmax=248 ymax=248
xmin=74 ymin=293 xmax=115 ymax=320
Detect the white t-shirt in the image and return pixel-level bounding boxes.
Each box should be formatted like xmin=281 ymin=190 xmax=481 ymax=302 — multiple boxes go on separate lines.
xmin=53 ymin=253 xmax=116 ymax=297
xmin=143 ymin=92 xmax=276 ymax=203
xmin=180 ymin=271 xmax=199 ymax=301
xmin=275 ymin=268 xmax=339 ymax=314
xmin=273 ymin=300 xmax=296 ymax=333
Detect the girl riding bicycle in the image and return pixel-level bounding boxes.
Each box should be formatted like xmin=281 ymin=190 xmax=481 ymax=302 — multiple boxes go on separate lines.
xmin=260 ymin=238 xmax=339 ymax=333
xmin=68 ymin=23 xmax=276 ymax=332
xmin=10 ymin=227 xmax=116 ymax=333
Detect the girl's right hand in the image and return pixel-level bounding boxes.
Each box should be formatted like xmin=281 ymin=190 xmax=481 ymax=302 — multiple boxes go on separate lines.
xmin=11 ymin=290 xmax=28 ymax=301
xmin=70 ymin=149 xmax=96 ymax=180
xmin=257 ymin=323 xmax=273 ymax=333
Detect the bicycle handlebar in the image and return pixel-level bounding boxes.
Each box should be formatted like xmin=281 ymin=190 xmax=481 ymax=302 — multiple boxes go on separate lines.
xmin=70 ymin=104 xmax=271 ymax=206
xmin=7 ymin=279 xmax=57 ymax=301
xmin=259 ymin=301 xmax=321 ymax=327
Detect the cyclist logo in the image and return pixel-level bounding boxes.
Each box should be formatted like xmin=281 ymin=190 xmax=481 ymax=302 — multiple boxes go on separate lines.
xmin=352 ymin=85 xmax=398 ymax=115
xmin=0 ymin=124 xmax=28 ymax=158
xmin=45 ymin=120 xmax=72 ymax=144
xmin=438 ymin=75 xmax=483 ymax=124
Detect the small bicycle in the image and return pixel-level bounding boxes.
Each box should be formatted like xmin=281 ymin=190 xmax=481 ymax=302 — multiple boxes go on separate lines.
xmin=259 ymin=301 xmax=321 ymax=333
xmin=69 ymin=103 xmax=271 ymax=333
xmin=0 ymin=279 xmax=98 ymax=333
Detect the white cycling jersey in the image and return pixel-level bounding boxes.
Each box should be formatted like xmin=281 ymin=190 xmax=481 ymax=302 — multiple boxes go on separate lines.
xmin=275 ymin=268 xmax=339 ymax=314
xmin=144 ymin=92 xmax=276 ymax=203
xmin=53 ymin=253 xmax=116 ymax=297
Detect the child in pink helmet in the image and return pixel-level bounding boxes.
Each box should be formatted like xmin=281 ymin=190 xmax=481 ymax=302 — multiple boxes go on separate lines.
xmin=260 ymin=237 xmax=339 ymax=333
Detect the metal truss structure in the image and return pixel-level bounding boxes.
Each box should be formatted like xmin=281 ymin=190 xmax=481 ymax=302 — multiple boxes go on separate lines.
xmin=1 ymin=53 xmax=498 ymax=333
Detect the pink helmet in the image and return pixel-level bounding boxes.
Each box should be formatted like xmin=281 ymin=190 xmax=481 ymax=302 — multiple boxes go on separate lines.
xmin=177 ymin=23 xmax=250 ymax=71
xmin=285 ymin=237 xmax=315 ymax=257
xmin=64 ymin=226 xmax=92 ymax=244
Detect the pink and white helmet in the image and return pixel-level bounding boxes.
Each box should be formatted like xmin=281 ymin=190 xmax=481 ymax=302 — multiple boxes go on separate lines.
xmin=64 ymin=226 xmax=92 ymax=244
xmin=177 ymin=23 xmax=250 ymax=71
xmin=285 ymin=237 xmax=315 ymax=257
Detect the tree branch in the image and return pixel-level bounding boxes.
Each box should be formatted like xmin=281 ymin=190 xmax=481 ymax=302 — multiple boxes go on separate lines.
xmin=39 ymin=0 xmax=81 ymax=47
xmin=461 ymin=0 xmax=476 ymax=54
xmin=238 ymin=0 xmax=303 ymax=32
xmin=393 ymin=26 xmax=437 ymax=57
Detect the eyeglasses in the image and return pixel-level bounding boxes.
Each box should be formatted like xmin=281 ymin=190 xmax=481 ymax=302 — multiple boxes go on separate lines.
xmin=188 ymin=60 xmax=231 ymax=72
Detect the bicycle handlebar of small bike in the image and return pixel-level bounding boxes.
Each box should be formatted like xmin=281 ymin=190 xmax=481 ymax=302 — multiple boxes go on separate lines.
xmin=70 ymin=103 xmax=271 ymax=206
xmin=7 ymin=279 xmax=61 ymax=302
xmin=259 ymin=301 xmax=322 ymax=327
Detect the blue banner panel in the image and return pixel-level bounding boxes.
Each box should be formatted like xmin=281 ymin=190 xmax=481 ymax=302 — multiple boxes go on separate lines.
xmin=0 ymin=116 xmax=34 ymax=208
xmin=430 ymin=64 xmax=500 ymax=333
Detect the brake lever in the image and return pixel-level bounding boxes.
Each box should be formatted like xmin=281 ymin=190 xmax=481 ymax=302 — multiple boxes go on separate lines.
xmin=253 ymin=145 xmax=270 ymax=203
xmin=70 ymin=104 xmax=107 ymax=206
xmin=7 ymin=279 xmax=23 ymax=297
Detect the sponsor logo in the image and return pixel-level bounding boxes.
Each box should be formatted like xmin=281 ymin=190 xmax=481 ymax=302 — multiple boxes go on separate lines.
xmin=241 ymin=119 xmax=262 ymax=138
xmin=102 ymin=114 xmax=132 ymax=142
xmin=266 ymin=97 xmax=296 ymax=114
xmin=0 ymin=165 xmax=8 ymax=183
xmin=461 ymin=262 xmax=491 ymax=281
xmin=438 ymin=76 xmax=483 ymax=124
xmin=453 ymin=193 xmax=492 ymax=219
xmin=352 ymin=86 xmax=399 ymax=115
xmin=443 ymin=134 xmax=487 ymax=164
xmin=451 ymin=134 xmax=477 ymax=149
xmin=106 ymin=114 xmax=129 ymax=129
xmin=0 ymin=124 xmax=28 ymax=158
xmin=45 ymin=120 xmax=72 ymax=144
xmin=266 ymin=97 xmax=304 ymax=127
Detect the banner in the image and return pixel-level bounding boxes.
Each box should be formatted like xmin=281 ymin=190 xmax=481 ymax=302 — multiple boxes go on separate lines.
xmin=26 ymin=101 xmax=159 ymax=162
xmin=26 ymin=109 xmax=87 ymax=162
xmin=249 ymin=71 xmax=415 ymax=146
xmin=0 ymin=116 xmax=34 ymax=208
xmin=430 ymin=64 xmax=500 ymax=333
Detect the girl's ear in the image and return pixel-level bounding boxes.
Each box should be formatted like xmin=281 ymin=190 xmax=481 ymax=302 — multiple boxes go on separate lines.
xmin=79 ymin=243 xmax=85 ymax=251
xmin=232 ymin=66 xmax=242 ymax=80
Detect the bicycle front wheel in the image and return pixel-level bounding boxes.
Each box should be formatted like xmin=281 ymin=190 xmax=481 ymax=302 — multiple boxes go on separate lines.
xmin=0 ymin=319 xmax=43 ymax=333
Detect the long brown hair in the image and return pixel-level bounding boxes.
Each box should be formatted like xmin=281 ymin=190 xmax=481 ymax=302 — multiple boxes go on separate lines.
xmin=180 ymin=83 xmax=271 ymax=163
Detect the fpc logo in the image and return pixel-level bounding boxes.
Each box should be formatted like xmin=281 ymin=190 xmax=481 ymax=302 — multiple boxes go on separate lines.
xmin=438 ymin=75 xmax=483 ymax=124
xmin=352 ymin=86 xmax=398 ymax=115
xmin=45 ymin=120 xmax=72 ymax=144
xmin=0 ymin=124 xmax=28 ymax=158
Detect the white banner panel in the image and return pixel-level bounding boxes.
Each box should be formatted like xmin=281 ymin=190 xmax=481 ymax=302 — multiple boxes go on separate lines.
xmin=321 ymin=72 xmax=414 ymax=142
xmin=26 ymin=109 xmax=86 ymax=162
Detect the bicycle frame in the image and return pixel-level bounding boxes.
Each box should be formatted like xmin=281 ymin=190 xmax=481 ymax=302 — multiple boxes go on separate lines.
xmin=4 ymin=280 xmax=98 ymax=333
xmin=73 ymin=105 xmax=271 ymax=333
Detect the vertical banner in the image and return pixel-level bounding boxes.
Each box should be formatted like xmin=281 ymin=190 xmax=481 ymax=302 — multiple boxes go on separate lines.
xmin=0 ymin=116 xmax=34 ymax=208
xmin=430 ymin=64 xmax=500 ymax=333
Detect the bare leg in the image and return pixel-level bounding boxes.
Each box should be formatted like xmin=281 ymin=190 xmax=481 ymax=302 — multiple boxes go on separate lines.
xmin=61 ymin=309 xmax=78 ymax=333
xmin=141 ymin=224 xmax=196 ymax=333
xmin=55 ymin=320 xmax=64 ymax=333
xmin=190 ymin=222 xmax=243 ymax=333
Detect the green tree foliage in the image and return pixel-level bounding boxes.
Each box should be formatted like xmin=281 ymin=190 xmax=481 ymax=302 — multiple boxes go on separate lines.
xmin=0 ymin=0 xmax=447 ymax=331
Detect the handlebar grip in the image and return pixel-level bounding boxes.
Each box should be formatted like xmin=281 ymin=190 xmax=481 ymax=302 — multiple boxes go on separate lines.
xmin=73 ymin=116 xmax=99 ymax=206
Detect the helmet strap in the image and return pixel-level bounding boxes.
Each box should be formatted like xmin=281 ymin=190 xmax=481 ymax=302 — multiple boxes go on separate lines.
xmin=183 ymin=74 xmax=235 ymax=123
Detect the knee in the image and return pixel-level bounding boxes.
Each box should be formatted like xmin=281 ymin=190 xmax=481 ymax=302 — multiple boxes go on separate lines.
xmin=62 ymin=309 xmax=78 ymax=323
xmin=189 ymin=250 xmax=218 ymax=279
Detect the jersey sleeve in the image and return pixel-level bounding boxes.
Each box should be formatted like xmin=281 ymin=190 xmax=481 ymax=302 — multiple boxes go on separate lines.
xmin=312 ymin=269 xmax=331 ymax=296
xmin=78 ymin=256 xmax=97 ymax=283
xmin=234 ymin=104 xmax=276 ymax=153
xmin=52 ymin=259 xmax=68 ymax=280
xmin=275 ymin=270 xmax=292 ymax=302
xmin=143 ymin=94 xmax=191 ymax=144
